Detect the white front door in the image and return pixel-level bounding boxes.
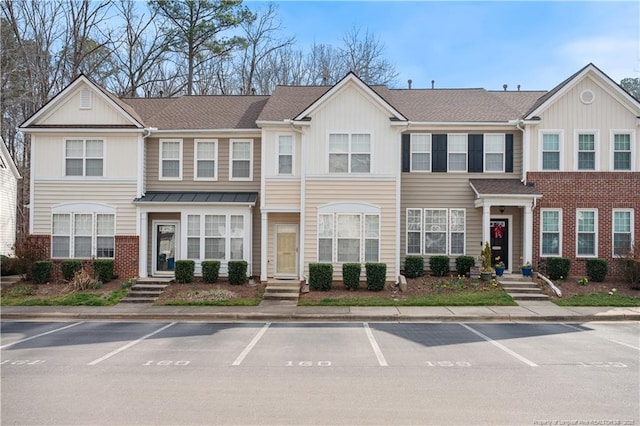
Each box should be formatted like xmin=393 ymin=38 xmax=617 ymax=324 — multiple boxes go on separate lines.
xmin=153 ymin=221 xmax=179 ymax=276
xmin=275 ymin=224 xmax=298 ymax=278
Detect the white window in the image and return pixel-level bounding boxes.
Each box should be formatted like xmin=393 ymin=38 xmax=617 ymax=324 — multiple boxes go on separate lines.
xmin=65 ymin=139 xmax=104 ymax=177
xmin=329 ymin=133 xmax=371 ymax=173
xmin=577 ymin=132 xmax=597 ymax=171
xmin=52 ymin=212 xmax=115 ymax=259
xmin=160 ymin=139 xmax=182 ymax=180
xmin=278 ymin=135 xmax=293 ymax=175
xmin=205 ymin=215 xmax=226 ymax=259
xmin=541 ymin=132 xmax=561 ymax=171
xmin=184 ymin=213 xmax=247 ymax=261
xmin=541 ymin=209 xmax=562 ymax=256
xmin=194 ymin=139 xmax=217 ymax=180
xmin=612 ymin=133 xmax=632 ymax=171
xmin=613 ymin=209 xmax=633 ymax=256
xmin=230 ymin=215 xmax=244 ymax=259
xmin=364 ymin=215 xmax=380 ymax=262
xmin=187 ymin=215 xmax=200 ymax=259
xmin=448 ymin=134 xmax=467 ymax=172
xmin=484 ymin=134 xmax=505 ymax=172
xmin=405 ymin=208 xmax=466 ymax=256
xmin=576 ymin=209 xmax=597 ymax=257
xmin=230 ymin=139 xmax=253 ymax=180
xmin=410 ymin=134 xmax=431 ymax=172
xmin=318 ymin=214 xmax=333 ymax=262
xmin=317 ymin=212 xmax=380 ymax=263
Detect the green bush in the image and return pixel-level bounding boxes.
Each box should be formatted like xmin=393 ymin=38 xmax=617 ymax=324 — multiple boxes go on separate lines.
xmin=1 ymin=255 xmax=20 ymax=276
xmin=228 ymin=260 xmax=247 ymax=285
xmin=456 ymin=256 xmax=475 ymax=276
xmin=429 ymin=256 xmax=450 ymax=277
xmin=93 ymin=259 xmax=114 ymax=283
xmin=175 ymin=260 xmax=195 ymax=283
xmin=33 ymin=261 xmax=52 ymax=284
xmin=309 ymin=263 xmax=333 ymax=291
xmin=547 ymin=257 xmax=571 ymax=280
xmin=61 ymin=259 xmax=83 ymax=281
xmin=404 ymin=256 xmax=424 ymax=278
xmin=366 ymin=263 xmax=386 ymax=291
xmin=342 ymin=263 xmax=361 ymax=290
xmin=586 ymin=258 xmax=608 ymax=282
xmin=202 ymin=260 xmax=221 ymax=283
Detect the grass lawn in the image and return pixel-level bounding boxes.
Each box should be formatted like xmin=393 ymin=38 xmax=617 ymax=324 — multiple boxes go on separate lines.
xmin=554 ymin=292 xmax=640 ymax=307
xmin=163 ymin=299 xmax=260 ymax=306
xmin=1 ymin=289 xmax=127 ymax=306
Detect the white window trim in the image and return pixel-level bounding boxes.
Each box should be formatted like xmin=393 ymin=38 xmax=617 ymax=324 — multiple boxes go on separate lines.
xmin=406 ymin=208 xmax=466 ymax=256
xmin=410 ymin=133 xmax=432 ymax=172
xmin=63 ymin=137 xmax=106 ymax=178
xmin=194 ymin=139 xmax=218 ymax=181
xmin=610 ymin=130 xmax=635 ymax=172
xmin=327 ymin=132 xmax=372 ymax=174
xmin=159 ymin=139 xmax=183 ymax=181
xmin=229 ymin=139 xmax=253 ymax=181
xmin=51 ymin=210 xmax=116 ymax=259
xmin=276 ymin=134 xmax=295 ymax=176
xmin=540 ymin=208 xmax=563 ymax=257
xmin=574 ymin=130 xmax=599 ymax=171
xmin=483 ymin=133 xmax=505 ymax=173
xmin=576 ymin=208 xmax=598 ymax=258
xmin=539 ymin=130 xmax=563 ymax=171
xmin=447 ymin=133 xmax=468 ymax=173
xmin=612 ymin=208 xmax=634 ymax=257
xmin=449 ymin=208 xmax=466 ymax=255
xmin=316 ymin=212 xmax=381 ymax=263
xmin=406 ymin=208 xmax=423 ymax=254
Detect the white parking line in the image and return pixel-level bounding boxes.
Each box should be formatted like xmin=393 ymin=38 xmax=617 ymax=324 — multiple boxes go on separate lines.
xmin=1 ymin=322 xmax=84 ymax=350
xmin=232 ymin=323 xmax=271 ymax=366
xmin=561 ymin=323 xmax=640 ymax=351
xmin=88 ymin=322 xmax=176 ymax=366
xmin=363 ymin=323 xmax=388 ymax=367
xmin=460 ymin=323 xmax=538 ymax=367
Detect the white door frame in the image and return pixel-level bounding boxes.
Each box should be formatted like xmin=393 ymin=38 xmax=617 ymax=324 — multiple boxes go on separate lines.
xmin=274 ymin=223 xmax=299 ymax=278
xmin=490 ymin=214 xmax=513 ymax=273
xmin=152 ymin=220 xmax=180 ymax=276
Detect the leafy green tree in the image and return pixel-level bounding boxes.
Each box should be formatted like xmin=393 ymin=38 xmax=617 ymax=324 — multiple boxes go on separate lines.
xmin=620 ymin=77 xmax=640 ymax=100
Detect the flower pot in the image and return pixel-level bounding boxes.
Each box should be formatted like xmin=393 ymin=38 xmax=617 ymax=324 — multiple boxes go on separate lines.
xmin=495 ymin=266 xmax=504 ymax=277
xmin=480 ymin=271 xmax=493 ymax=281
xmin=521 ymin=267 xmax=532 ymax=277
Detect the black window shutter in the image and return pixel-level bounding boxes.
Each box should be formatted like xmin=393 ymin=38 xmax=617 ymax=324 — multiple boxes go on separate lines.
xmin=432 ymin=134 xmax=447 ymax=172
xmin=505 ymin=133 xmax=513 ymax=173
xmin=468 ymin=134 xmax=483 ymax=173
xmin=401 ymin=133 xmax=411 ymax=172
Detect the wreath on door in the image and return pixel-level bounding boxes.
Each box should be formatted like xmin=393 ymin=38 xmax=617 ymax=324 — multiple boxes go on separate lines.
xmin=492 ymin=223 xmax=504 ymax=239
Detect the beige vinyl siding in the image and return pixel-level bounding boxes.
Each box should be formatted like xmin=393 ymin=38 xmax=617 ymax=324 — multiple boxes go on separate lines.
xmin=32 ymin=181 xmax=138 ymax=235
xmin=266 ymin=213 xmax=300 ymax=278
xmin=145 ymin=137 xmax=261 ymax=191
xmin=40 ymin=84 xmax=134 ymax=126
xmin=0 ymin=164 xmax=18 ymax=255
xmin=530 ymin=75 xmax=639 ymax=171
xmin=303 ymin=179 xmax=397 ymax=281
xmin=264 ymin=180 xmax=301 ymax=208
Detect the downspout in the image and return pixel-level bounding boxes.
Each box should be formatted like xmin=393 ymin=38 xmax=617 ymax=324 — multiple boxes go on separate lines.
xmin=515 ymin=120 xmax=527 ymax=185
xmin=289 ymin=121 xmax=306 ymax=282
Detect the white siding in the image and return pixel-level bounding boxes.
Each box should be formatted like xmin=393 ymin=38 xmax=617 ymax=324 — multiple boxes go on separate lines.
xmin=0 ymin=165 xmax=18 ymax=255
xmin=262 ymin=129 xmax=302 ymax=177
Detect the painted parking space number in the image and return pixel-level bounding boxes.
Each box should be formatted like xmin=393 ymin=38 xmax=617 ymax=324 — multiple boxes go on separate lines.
xmin=426 ymin=361 xmax=471 ymax=367
xmin=143 ymin=360 xmax=190 ymax=366
xmin=286 ymin=361 xmax=332 ymax=367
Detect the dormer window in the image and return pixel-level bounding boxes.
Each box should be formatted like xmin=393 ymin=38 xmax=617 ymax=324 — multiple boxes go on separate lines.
xmin=79 ymin=88 xmax=92 ymax=109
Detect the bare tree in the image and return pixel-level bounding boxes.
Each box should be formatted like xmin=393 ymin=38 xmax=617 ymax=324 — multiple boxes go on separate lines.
xmin=254 ymin=46 xmax=307 ymax=93
xmin=339 ymin=26 xmax=398 ymax=86
xmin=306 ymin=42 xmax=345 ymax=85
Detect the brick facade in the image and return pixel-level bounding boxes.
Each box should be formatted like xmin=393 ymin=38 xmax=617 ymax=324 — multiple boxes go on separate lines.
xmin=528 ymin=172 xmax=640 ymax=276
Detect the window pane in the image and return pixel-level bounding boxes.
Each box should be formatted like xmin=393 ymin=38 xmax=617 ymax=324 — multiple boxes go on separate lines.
xmin=542 ymin=211 xmax=559 ymax=232
xmin=542 ymin=152 xmax=560 ymax=170
xmin=232 ymin=141 xmax=251 ymax=160
xmin=162 ymin=141 xmax=180 ymax=159
xmin=542 ymin=134 xmax=559 ymax=151
xmin=66 ymin=140 xmax=83 ymax=157
xmin=97 ymin=237 xmax=114 ymax=258
xmin=187 ymin=238 xmax=200 ymax=259
xmin=329 ymin=154 xmax=348 ymax=173
xmin=411 ymin=134 xmax=430 ymax=152
xmin=542 ymin=233 xmax=559 ymax=255
xmin=485 ymin=135 xmax=504 ymax=152
xmin=351 ymin=154 xmax=370 ymax=173
xmin=197 ymin=142 xmax=216 ymax=159
xmin=614 ymin=211 xmax=631 ymax=232
xmin=279 ymin=136 xmax=293 ymax=154
xmin=230 ymin=238 xmax=243 ymax=259
xmin=66 ymin=159 xmax=83 ymax=176
xmin=351 ymin=134 xmax=370 ymax=153
xmin=448 ymin=136 xmax=466 ymax=151
xmin=411 ymin=153 xmax=430 ymax=171
xmin=365 ymin=215 xmax=379 ymax=238
xmin=318 ymin=215 xmax=333 ymax=238
xmin=425 ymin=210 xmax=446 ymax=254
xmin=337 ymin=215 xmax=360 ymax=238
xmin=53 ymin=214 xmax=71 ymax=234
xmin=450 ymin=233 xmax=464 ymax=255
xmin=232 ymin=160 xmax=250 ymax=178
xmin=163 ymin=160 xmax=180 ymax=177
xmin=279 ymin=155 xmax=292 ymax=174
xmin=485 ymin=153 xmax=504 ymax=171
xmin=230 ymin=216 xmax=244 ymax=237
xmin=614 ymin=234 xmax=631 ymax=256
xmin=577 ymin=211 xmax=595 ymax=232
xmin=577 ymin=233 xmax=595 ymax=256
xmin=52 ymin=236 xmax=70 ymax=258
xmin=450 ymin=209 xmax=465 ymax=232
xmin=86 ymin=140 xmax=103 ymax=157
xmin=578 ymin=134 xmax=594 ymax=150
xmin=74 ymin=236 xmax=92 ymax=257
xmin=318 ymin=239 xmax=332 ymax=262
xmin=97 ymin=214 xmax=114 ymax=235
xmin=187 ymin=215 xmax=200 ymax=236
xmin=338 ymin=239 xmax=360 ymax=262
xmin=205 ymin=238 xmax=225 ymax=259
xmin=449 ymin=153 xmax=466 ymax=171
xmin=614 ymin=152 xmax=631 ymax=171
xmin=365 ymin=239 xmax=379 ymax=262
xmin=85 ymin=159 xmax=103 ymax=176
xmin=75 ymin=214 xmax=92 ymax=235
xmin=206 ymin=215 xmax=225 ymax=237
xmin=614 ymin=134 xmax=630 ymax=150
xmin=578 ymin=152 xmax=595 ymax=170
xmin=329 ymin=134 xmax=349 ymax=152
xmin=197 ymin=160 xmax=216 ymax=178
xmin=407 ymin=209 xmax=422 ymax=231
xmin=407 ymin=232 xmax=421 ymax=254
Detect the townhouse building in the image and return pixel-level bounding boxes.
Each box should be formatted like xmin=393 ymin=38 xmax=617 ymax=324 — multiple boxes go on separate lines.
xmin=19 ymin=63 xmax=639 ymax=283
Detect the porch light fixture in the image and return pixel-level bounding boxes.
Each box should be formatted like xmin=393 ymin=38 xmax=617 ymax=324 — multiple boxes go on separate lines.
xmin=499 ymin=206 xmax=505 ymax=214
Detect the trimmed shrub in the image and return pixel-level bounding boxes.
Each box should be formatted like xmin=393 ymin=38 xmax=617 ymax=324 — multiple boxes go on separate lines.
xmin=175 ymin=260 xmax=195 ymax=283
xmin=61 ymin=259 xmax=83 ymax=281
xmin=93 ymin=259 xmax=114 ymax=283
xmin=228 ymin=260 xmax=247 ymax=285
xmin=456 ymin=256 xmax=475 ymax=277
xmin=342 ymin=263 xmax=361 ymax=290
xmin=586 ymin=258 xmax=608 ymax=282
xmin=404 ymin=256 xmax=424 ymax=278
xmin=547 ymin=257 xmax=571 ymax=280
xmin=429 ymin=256 xmax=450 ymax=277
xmin=366 ymin=263 xmax=386 ymax=291
xmin=202 ymin=260 xmax=221 ymax=283
xmin=309 ymin=263 xmax=333 ymax=291
xmin=1 ymin=255 xmax=20 ymax=276
xmin=33 ymin=261 xmax=52 ymax=284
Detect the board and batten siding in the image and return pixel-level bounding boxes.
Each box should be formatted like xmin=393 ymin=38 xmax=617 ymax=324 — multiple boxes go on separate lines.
xmin=303 ymin=179 xmax=397 ymax=281
xmin=32 ymin=181 xmax=138 ymax=235
xmin=145 ymin=136 xmax=261 ymax=192
xmin=0 ymin=164 xmax=18 ymax=255
xmin=529 ymin=75 xmax=639 ymax=171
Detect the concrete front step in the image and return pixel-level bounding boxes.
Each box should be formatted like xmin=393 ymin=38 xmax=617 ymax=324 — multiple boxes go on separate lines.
xmin=263 ymin=280 xmax=301 ymax=301
xmin=263 ymin=292 xmax=300 ymax=300
xmin=503 ymin=287 xmax=543 ymax=294
xmin=120 ymin=283 xmax=169 ymax=304
xmin=508 ymin=292 xmax=550 ymax=301
xmin=119 ymin=297 xmax=158 ymax=303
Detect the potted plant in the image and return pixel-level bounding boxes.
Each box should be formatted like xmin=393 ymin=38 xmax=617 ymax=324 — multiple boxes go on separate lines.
xmin=521 ymin=260 xmax=532 ymax=277
xmin=480 ymin=241 xmax=494 ymax=280
xmin=494 ymin=257 xmax=505 ymax=277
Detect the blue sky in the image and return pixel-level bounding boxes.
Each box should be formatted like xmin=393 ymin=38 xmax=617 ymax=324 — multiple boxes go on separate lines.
xmin=246 ymin=1 xmax=639 ymax=91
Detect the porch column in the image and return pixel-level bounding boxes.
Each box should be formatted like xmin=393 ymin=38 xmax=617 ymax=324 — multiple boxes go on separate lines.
xmin=139 ymin=210 xmax=148 ymax=278
xmin=260 ymin=212 xmax=268 ymax=282
xmin=523 ymin=203 xmax=533 ymax=266
xmin=482 ymin=203 xmax=491 ymax=248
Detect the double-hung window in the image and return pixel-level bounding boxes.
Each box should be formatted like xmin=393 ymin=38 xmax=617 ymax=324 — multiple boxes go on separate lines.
xmin=448 ymin=134 xmax=467 ymax=172
xmin=317 ymin=212 xmax=380 ymax=263
xmin=195 ymin=139 xmax=217 ymax=180
xmin=187 ymin=215 xmax=201 ymax=259
xmin=406 ymin=209 xmax=422 ymax=254
xmin=329 ymin=133 xmax=371 ymax=173
xmin=160 ymin=139 xmax=182 ymax=179
xmin=183 ymin=213 xmax=246 ymax=261
xmin=541 ymin=209 xmax=561 ymax=256
xmin=576 ymin=209 xmax=597 ymax=257
xmin=577 ymin=133 xmax=596 ymax=170
xmin=406 ymin=209 xmax=466 ymax=255
xmin=424 ymin=209 xmax=447 ymax=254
xmin=613 ymin=209 xmax=633 ymax=256
xmin=230 ymin=139 xmax=252 ymax=180
xmin=410 ymin=134 xmax=431 ymax=171
xmin=318 ymin=214 xmax=334 ymax=262
xmin=541 ymin=132 xmax=560 ymax=170
xmin=65 ymin=139 xmax=104 ymax=177
xmin=278 ymin=135 xmax=293 ymax=175
xmin=484 ymin=134 xmax=505 ymax=172
xmin=205 ymin=215 xmax=226 ymax=259
xmin=230 ymin=215 xmax=245 ymax=259
xmin=449 ymin=209 xmax=466 ymax=255
xmin=52 ymin=212 xmax=115 ymax=258
xmin=613 ymin=133 xmax=632 ymax=171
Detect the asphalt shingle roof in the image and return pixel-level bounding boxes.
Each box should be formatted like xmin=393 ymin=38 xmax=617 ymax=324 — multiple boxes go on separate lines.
xmin=469 ymin=179 xmax=541 ymax=196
